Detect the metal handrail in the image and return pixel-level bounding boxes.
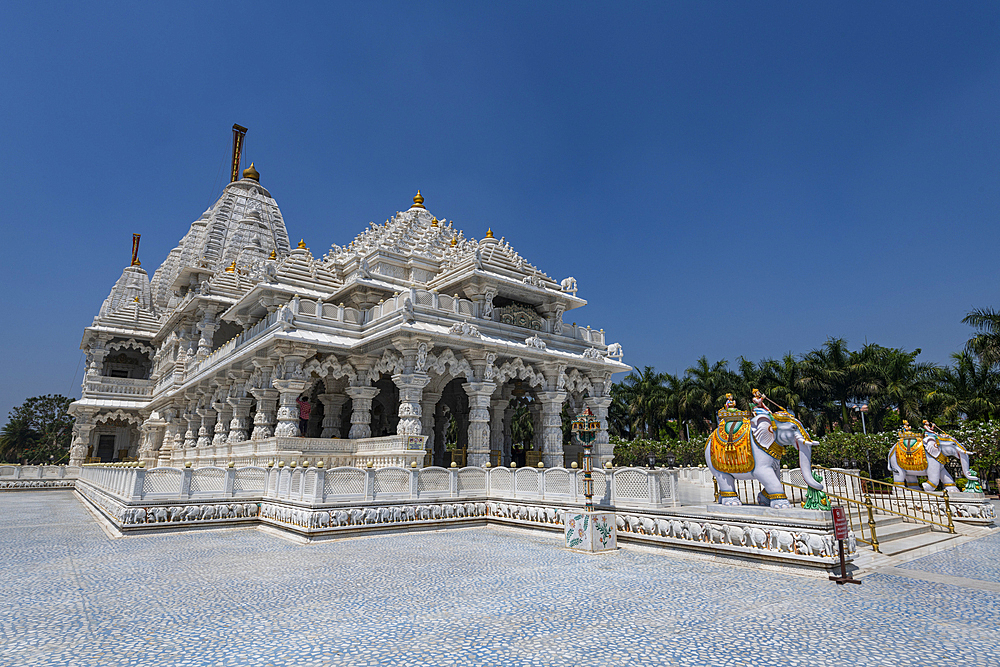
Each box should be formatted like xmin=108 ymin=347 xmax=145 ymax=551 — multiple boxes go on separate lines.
xmin=722 ymin=477 xmax=881 ymax=551
xmin=812 ymin=465 xmax=954 ymax=533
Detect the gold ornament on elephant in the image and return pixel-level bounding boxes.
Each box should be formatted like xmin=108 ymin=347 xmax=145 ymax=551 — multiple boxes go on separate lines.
xmin=895 ymin=421 xmax=927 ymax=471
xmin=710 ymin=394 xmax=755 ymax=474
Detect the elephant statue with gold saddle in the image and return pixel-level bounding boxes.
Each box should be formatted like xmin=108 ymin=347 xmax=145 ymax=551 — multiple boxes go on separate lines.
xmin=888 ymin=420 xmax=976 ymax=492
xmin=704 ymin=391 xmax=824 ymax=509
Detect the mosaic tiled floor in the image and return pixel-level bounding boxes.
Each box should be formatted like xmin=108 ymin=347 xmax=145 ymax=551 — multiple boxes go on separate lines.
xmin=1 ymin=492 xmax=998 ymax=667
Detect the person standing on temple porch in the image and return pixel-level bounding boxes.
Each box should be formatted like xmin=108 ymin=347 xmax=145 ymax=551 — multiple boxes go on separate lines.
xmin=296 ymin=395 xmax=312 ymax=436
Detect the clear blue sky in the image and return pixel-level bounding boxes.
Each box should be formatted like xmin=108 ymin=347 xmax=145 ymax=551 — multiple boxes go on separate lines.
xmin=1 ymin=3 xmax=998 ymax=420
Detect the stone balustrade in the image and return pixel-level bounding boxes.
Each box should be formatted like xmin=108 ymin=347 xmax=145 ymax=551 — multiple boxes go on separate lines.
xmin=0 ymin=465 xmax=80 ymax=490
xmin=158 ymin=434 xmax=427 ymax=470
xmin=82 ymin=376 xmax=154 ymax=398
xmin=75 ymin=462 xmax=679 ymax=508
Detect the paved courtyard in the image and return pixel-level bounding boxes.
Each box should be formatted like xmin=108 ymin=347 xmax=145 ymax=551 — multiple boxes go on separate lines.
xmin=1 ymin=492 xmax=998 ymax=667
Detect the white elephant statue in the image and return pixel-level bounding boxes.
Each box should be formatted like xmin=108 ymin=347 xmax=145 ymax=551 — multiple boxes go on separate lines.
xmin=888 ymin=420 xmax=976 ymax=493
xmin=705 ymin=391 xmax=823 ymax=509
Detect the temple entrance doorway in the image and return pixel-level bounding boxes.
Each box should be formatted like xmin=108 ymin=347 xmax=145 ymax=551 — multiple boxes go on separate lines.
xmin=432 ymin=378 xmax=468 ymax=467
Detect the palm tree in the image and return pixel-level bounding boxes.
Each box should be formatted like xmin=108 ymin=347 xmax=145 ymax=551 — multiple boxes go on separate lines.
xmin=865 ymin=345 xmax=936 ymax=426
xmin=0 ymin=416 xmax=36 ymax=464
xmin=619 ymin=367 xmax=667 ymax=439
xmin=933 ymin=352 xmax=1000 ymax=422
xmin=800 ymin=338 xmax=867 ymax=432
xmin=761 ymin=354 xmax=810 ymax=418
xmin=683 ymin=357 xmax=736 ymax=433
xmin=963 ymin=307 xmax=1000 ymax=366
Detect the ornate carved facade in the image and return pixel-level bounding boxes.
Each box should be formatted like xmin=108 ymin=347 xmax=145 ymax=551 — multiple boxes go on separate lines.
xmin=70 ymin=167 xmax=628 ymax=468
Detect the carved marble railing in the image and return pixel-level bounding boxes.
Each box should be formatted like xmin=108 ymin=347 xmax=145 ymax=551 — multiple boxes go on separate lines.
xmin=186 ymin=310 xmax=279 ymax=379
xmin=161 ymin=434 xmax=427 ymax=470
xmin=82 ymin=376 xmax=154 ymax=398
xmin=78 ymin=463 xmax=677 ymax=508
xmin=0 ymin=465 xmax=80 ymax=490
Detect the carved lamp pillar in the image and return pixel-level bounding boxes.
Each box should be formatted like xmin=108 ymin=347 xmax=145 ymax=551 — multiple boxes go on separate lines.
xmin=346 ymin=386 xmax=379 ymax=439
xmin=213 ymin=401 xmax=232 ymax=446
xmin=227 ymin=398 xmax=253 ymax=444
xmin=273 ymin=379 xmax=308 ymax=437
xmin=250 ymin=388 xmax=278 ymax=440
xmin=536 ymin=390 xmax=568 ymax=468
xmin=68 ymin=409 xmax=98 ymax=466
xmin=585 ymin=395 xmax=614 ymax=467
xmin=463 ymin=382 xmax=497 ymax=467
xmin=571 ymin=407 xmax=601 ymax=511
xmin=318 ymin=393 xmax=349 ymax=439
xmin=489 ymin=398 xmax=510 ymax=467
xmin=392 ymin=372 xmax=431 ymax=436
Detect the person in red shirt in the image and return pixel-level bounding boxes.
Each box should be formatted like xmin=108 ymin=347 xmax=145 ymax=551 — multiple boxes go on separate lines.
xmin=296 ymin=395 xmax=312 ymax=436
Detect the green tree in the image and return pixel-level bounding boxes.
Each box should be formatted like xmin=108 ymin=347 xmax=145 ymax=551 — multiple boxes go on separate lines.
xmin=683 ymin=356 xmax=737 ymax=433
xmin=618 ymin=367 xmax=667 ymax=440
xmin=0 ymin=395 xmax=75 ymax=464
xmin=800 ymin=338 xmax=867 ymax=433
xmin=963 ymin=307 xmax=1000 ymax=366
xmin=933 ymin=352 xmax=1000 ymax=422
xmin=864 ymin=345 xmax=936 ymax=428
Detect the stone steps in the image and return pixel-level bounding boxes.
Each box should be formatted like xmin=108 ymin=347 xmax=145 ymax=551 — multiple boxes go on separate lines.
xmin=866 ymin=514 xmax=959 ymax=557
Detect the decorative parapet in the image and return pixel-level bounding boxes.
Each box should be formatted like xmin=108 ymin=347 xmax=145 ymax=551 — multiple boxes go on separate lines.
xmin=82 ymin=377 xmax=154 ymax=399
xmin=0 ymin=465 xmax=80 ymax=490
xmin=69 ymin=463 xmax=867 ymax=570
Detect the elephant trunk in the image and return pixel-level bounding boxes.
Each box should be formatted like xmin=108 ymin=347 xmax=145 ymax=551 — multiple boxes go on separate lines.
xmin=958 ymin=449 xmax=975 ymax=481
xmin=800 ymin=441 xmax=824 ymax=491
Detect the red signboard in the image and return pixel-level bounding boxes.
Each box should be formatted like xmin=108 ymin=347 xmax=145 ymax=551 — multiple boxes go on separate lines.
xmin=832 ymin=506 xmax=849 ymax=540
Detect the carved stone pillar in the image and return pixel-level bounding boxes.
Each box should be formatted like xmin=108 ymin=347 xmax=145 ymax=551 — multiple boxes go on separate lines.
xmin=529 ymin=403 xmax=543 ymax=454
xmin=318 ymin=393 xmax=349 ymax=438
xmin=213 ymin=400 xmax=232 ymax=446
xmin=227 ymin=397 xmax=253 ymax=444
xmin=196 ymin=405 xmax=215 ymax=448
xmin=463 ymin=381 xmax=497 ymax=467
xmin=273 ymin=379 xmax=308 ymax=437
xmin=489 ymin=398 xmax=509 ymax=466
xmin=585 ymin=395 xmax=613 ymax=466
xmin=196 ymin=310 xmax=219 ymax=360
xmin=433 ymin=408 xmax=450 ymax=467
xmin=392 ymin=372 xmax=431 ymax=436
xmin=537 ymin=390 xmax=568 ymax=468
xmin=68 ymin=409 xmax=97 ymax=466
xmin=159 ymin=408 xmax=181 ymax=466
xmin=250 ymin=388 xmax=278 ymax=440
xmin=183 ymin=408 xmax=199 ymax=449
xmin=346 ymin=386 xmax=379 ymax=439
xmin=502 ymin=406 xmax=514 ymax=465
xmin=420 ymin=391 xmax=442 ymax=465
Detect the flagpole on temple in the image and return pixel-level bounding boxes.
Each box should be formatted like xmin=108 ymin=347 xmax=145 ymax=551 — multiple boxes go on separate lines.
xmin=131 ymin=234 xmax=141 ymax=267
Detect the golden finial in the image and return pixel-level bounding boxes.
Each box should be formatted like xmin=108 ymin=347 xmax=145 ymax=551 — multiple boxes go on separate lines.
xmin=242 ymin=162 xmax=259 ymax=181
xmin=412 ymin=191 xmax=425 ymax=209
xmin=297 ymin=239 xmax=306 ymax=249
xmin=133 ymin=296 xmax=139 ymax=302
xmin=485 ymin=228 xmax=494 ymax=239
xmin=269 ymin=249 xmax=277 ymax=260
xmin=225 ymin=261 xmax=236 ymax=273
xmin=431 ymin=217 xmax=438 ymax=227
xmin=450 ymin=237 xmax=457 ymax=247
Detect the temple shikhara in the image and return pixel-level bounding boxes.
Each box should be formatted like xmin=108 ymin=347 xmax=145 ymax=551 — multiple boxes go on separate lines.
xmin=69 ymin=158 xmax=628 ymax=469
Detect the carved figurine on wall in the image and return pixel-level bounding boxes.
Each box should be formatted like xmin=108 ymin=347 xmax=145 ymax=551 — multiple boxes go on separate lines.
xmin=705 ymin=389 xmax=824 ymax=508
xmin=888 ymin=420 xmax=977 ymax=492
